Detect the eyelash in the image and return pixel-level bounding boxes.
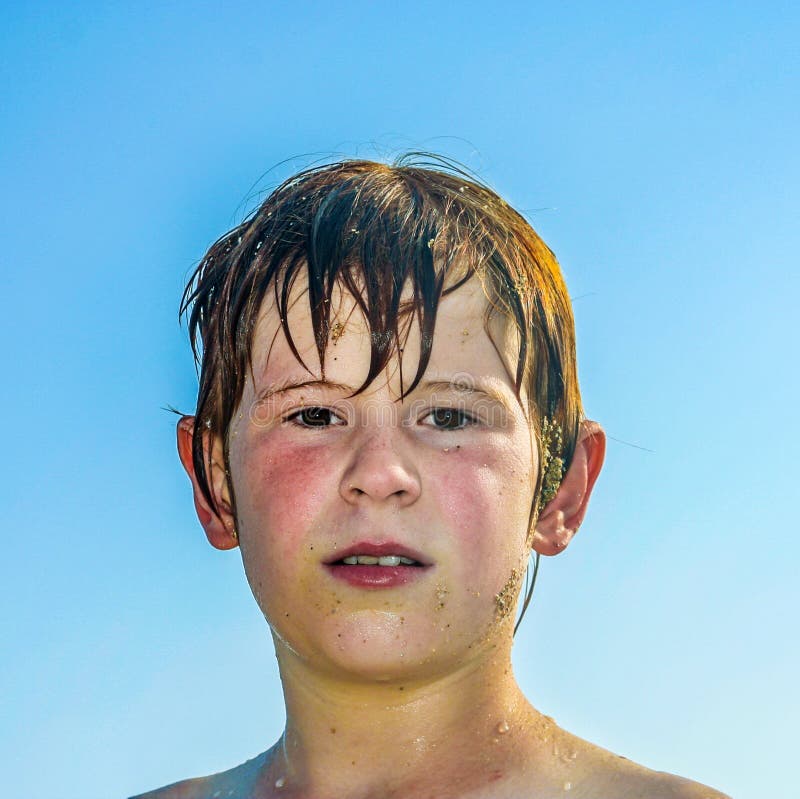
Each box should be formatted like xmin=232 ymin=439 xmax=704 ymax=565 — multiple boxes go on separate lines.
xmin=420 ymin=407 xmax=478 ymax=431
xmin=284 ymin=406 xmax=479 ymax=431
xmin=285 ymin=407 xmax=347 ymax=428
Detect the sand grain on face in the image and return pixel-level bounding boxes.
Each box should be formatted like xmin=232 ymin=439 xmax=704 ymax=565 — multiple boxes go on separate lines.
xmin=330 ymin=321 xmax=345 ymax=342
xmin=494 ymin=569 xmax=521 ymax=619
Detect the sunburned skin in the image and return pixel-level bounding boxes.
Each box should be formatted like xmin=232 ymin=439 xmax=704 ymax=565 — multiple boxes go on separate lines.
xmin=151 ymin=276 xmax=731 ymax=799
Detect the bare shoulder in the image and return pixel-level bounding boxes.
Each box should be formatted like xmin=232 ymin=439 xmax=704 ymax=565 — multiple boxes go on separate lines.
xmin=543 ymin=727 xmax=731 ymax=799
xmin=615 ymin=767 xmax=731 ymax=799
xmin=621 ymin=769 xmax=732 ymax=799
xmin=128 ymin=750 xmax=268 ymax=799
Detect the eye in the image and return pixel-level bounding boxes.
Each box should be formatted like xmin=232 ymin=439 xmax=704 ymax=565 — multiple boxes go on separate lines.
xmin=422 ymin=407 xmax=476 ymax=431
xmin=286 ymin=407 xmax=346 ymax=428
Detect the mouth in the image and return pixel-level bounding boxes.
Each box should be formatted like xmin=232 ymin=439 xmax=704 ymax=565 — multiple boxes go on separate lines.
xmin=326 ymin=541 xmax=430 ymax=567
xmin=338 ymin=554 xmax=420 ymax=566
xmin=324 ymin=542 xmax=431 ymax=588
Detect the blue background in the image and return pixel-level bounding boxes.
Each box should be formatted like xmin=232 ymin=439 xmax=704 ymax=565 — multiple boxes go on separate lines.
xmin=1 ymin=3 xmax=797 ymax=797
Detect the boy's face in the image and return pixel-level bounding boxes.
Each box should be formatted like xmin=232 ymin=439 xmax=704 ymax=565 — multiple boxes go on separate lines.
xmin=224 ymin=275 xmax=538 ymax=681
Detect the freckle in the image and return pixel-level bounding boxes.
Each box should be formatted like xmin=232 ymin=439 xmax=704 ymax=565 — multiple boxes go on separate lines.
xmin=330 ymin=727 xmax=336 ymax=734
xmin=399 ymin=685 xmax=405 ymax=691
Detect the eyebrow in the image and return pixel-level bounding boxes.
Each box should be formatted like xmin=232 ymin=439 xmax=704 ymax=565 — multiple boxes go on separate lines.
xmin=256 ymin=378 xmax=357 ymax=401
xmin=256 ymin=377 xmax=516 ymax=407
xmin=418 ymin=379 xmax=516 ymax=408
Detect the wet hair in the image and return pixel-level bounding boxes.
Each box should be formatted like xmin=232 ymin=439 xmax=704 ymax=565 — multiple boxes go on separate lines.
xmin=182 ymin=153 xmax=584 ymax=540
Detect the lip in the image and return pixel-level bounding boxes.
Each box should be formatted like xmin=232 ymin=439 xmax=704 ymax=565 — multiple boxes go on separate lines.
xmin=324 ymin=540 xmax=432 ymax=589
xmin=325 ymin=540 xmax=432 ymax=566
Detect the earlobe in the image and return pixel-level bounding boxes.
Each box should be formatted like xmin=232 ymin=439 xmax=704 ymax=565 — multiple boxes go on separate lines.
xmin=176 ymin=416 xmax=239 ymax=550
xmin=531 ymin=420 xmax=605 ymax=556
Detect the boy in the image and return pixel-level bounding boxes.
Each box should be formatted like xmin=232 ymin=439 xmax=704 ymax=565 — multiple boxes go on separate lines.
xmin=135 ymin=156 xmax=728 ymax=798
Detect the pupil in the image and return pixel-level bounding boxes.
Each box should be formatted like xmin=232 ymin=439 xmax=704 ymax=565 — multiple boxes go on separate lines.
xmin=433 ymin=409 xmax=462 ymax=428
xmin=302 ymin=407 xmax=330 ymax=426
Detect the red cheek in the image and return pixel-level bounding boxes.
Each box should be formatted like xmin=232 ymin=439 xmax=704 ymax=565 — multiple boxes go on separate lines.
xmin=239 ymin=438 xmax=338 ymax=556
xmin=432 ymin=452 xmax=495 ymax=541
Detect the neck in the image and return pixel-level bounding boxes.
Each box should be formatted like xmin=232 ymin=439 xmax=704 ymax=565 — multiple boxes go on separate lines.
xmin=257 ymin=637 xmax=549 ymax=798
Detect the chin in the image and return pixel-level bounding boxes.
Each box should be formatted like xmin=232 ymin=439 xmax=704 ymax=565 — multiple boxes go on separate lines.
xmin=308 ymin=609 xmax=466 ymax=682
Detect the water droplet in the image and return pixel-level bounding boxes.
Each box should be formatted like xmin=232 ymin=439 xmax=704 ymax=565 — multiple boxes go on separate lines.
xmin=496 ymin=720 xmax=510 ymax=734
xmin=563 ymin=781 xmax=572 ymax=791
xmin=275 ymin=776 xmax=286 ymax=789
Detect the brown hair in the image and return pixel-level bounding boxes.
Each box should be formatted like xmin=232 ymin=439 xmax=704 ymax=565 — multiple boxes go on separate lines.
xmin=182 ymin=154 xmax=583 ymax=533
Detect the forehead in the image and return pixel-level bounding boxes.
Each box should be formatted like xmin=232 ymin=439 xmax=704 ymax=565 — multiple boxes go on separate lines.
xmin=248 ymin=274 xmax=523 ymax=400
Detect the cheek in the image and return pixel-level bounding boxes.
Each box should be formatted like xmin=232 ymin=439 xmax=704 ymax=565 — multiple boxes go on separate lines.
xmin=233 ymin=437 xmax=336 ymax=561
xmin=434 ymin=443 xmax=533 ymax=565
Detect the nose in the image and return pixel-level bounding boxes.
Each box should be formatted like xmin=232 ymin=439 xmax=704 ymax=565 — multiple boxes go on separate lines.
xmin=339 ymin=427 xmax=421 ymax=507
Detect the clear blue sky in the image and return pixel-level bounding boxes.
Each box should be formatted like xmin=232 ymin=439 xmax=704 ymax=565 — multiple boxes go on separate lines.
xmin=1 ymin=3 xmax=797 ymax=797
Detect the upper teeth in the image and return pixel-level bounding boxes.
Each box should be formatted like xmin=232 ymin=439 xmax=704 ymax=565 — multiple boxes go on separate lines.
xmin=342 ymin=555 xmax=416 ymax=566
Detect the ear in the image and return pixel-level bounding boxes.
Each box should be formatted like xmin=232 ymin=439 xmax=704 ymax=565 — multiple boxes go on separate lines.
xmin=176 ymin=416 xmax=239 ymax=550
xmin=531 ymin=419 xmax=606 ymax=556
